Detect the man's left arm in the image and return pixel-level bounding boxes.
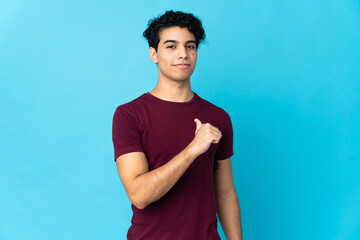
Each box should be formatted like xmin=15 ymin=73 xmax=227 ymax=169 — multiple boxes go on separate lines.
xmin=215 ymin=157 xmax=243 ymax=240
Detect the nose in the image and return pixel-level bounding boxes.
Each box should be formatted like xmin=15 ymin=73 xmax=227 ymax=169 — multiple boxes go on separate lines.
xmin=177 ymin=46 xmax=189 ymax=59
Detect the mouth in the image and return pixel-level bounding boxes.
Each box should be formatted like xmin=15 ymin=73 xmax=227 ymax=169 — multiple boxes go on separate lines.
xmin=174 ymin=64 xmax=191 ymax=69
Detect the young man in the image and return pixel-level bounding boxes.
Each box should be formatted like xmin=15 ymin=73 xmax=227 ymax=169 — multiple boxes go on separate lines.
xmin=112 ymin=10 xmax=243 ymax=240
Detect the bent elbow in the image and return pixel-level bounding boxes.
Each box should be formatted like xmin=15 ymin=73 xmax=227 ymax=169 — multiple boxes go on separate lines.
xmin=132 ymin=201 xmax=147 ymax=210
xmin=134 ymin=202 xmax=146 ymax=210
xmin=130 ymin=196 xmax=147 ymax=210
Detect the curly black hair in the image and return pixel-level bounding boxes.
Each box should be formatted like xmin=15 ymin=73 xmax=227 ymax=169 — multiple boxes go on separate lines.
xmin=143 ymin=10 xmax=206 ymax=51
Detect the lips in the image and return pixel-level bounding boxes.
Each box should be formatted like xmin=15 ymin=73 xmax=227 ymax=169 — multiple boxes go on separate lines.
xmin=174 ymin=63 xmax=190 ymax=69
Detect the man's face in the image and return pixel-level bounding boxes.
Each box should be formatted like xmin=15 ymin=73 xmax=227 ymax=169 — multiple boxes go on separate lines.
xmin=149 ymin=26 xmax=197 ymax=83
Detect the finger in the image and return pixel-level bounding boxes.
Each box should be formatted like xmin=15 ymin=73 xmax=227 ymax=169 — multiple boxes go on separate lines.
xmin=209 ymin=129 xmax=222 ymax=138
xmin=211 ymin=127 xmax=222 ymax=135
xmin=207 ymin=132 xmax=221 ymax=143
xmin=194 ymin=118 xmax=202 ymax=133
xmin=205 ymin=124 xmax=221 ymax=134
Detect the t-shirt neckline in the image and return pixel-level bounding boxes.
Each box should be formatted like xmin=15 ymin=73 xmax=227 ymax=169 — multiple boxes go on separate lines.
xmin=144 ymin=92 xmax=198 ymax=105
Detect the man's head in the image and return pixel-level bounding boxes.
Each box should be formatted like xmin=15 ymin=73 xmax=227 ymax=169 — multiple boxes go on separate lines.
xmin=143 ymin=10 xmax=206 ymax=52
xmin=143 ymin=11 xmax=206 ymax=83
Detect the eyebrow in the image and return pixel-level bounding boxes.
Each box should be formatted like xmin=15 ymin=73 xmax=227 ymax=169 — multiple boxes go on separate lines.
xmin=162 ymin=40 xmax=196 ymax=45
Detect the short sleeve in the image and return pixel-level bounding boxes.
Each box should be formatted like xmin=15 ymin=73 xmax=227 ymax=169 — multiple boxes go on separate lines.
xmin=214 ymin=112 xmax=234 ymax=160
xmin=112 ymin=107 xmax=144 ymax=162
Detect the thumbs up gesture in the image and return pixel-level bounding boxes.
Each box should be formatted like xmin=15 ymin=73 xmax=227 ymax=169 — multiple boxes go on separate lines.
xmin=188 ymin=118 xmax=222 ymax=156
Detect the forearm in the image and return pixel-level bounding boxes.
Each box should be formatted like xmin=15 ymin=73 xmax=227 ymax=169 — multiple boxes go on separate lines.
xmin=217 ymin=192 xmax=243 ymax=240
xmin=133 ymin=145 xmax=198 ymax=209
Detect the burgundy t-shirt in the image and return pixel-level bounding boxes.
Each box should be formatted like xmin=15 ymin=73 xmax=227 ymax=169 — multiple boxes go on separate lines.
xmin=112 ymin=92 xmax=233 ymax=240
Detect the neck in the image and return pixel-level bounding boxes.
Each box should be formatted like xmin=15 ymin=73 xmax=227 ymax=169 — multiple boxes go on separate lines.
xmin=150 ymin=77 xmax=194 ymax=103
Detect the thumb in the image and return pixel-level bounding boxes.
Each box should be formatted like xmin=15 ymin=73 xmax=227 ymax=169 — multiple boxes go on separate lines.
xmin=194 ymin=118 xmax=202 ymax=133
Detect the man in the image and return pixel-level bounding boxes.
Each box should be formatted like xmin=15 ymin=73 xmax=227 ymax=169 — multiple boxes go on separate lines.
xmin=112 ymin=10 xmax=243 ymax=240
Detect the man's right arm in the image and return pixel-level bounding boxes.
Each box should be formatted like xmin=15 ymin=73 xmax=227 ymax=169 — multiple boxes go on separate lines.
xmin=116 ymin=118 xmax=222 ymax=209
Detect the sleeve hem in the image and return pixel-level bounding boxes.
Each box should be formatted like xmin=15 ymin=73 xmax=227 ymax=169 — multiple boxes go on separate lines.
xmin=114 ymin=146 xmax=145 ymax=162
xmin=215 ymin=152 xmax=233 ymax=161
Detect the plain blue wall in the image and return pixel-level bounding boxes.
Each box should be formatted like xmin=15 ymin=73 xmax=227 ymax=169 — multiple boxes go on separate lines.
xmin=1 ymin=0 xmax=359 ymax=239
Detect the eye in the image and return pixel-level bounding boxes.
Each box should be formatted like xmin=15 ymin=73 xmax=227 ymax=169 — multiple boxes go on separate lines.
xmin=187 ymin=45 xmax=196 ymax=49
xmin=167 ymin=45 xmax=175 ymax=49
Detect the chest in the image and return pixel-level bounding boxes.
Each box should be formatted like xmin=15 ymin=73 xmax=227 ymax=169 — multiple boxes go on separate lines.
xmin=140 ymin=108 xmax=221 ymax=170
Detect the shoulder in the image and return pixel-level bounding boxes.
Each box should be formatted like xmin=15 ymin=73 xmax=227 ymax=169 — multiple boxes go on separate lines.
xmin=114 ymin=93 xmax=150 ymax=116
xmin=113 ymin=93 xmax=149 ymax=125
xmin=196 ymin=94 xmax=230 ymax=119
xmin=116 ymin=93 xmax=147 ymax=111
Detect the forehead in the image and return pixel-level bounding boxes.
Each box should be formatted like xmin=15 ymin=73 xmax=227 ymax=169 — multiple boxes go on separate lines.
xmin=158 ymin=26 xmax=196 ymax=42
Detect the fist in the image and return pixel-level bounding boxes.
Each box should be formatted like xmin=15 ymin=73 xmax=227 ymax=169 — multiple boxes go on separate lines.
xmin=190 ymin=118 xmax=222 ymax=156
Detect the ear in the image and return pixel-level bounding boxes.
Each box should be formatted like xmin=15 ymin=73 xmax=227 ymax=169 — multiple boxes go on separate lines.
xmin=149 ymin=47 xmax=158 ymax=64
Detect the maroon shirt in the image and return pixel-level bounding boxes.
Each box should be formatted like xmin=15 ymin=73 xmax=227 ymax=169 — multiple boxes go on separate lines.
xmin=112 ymin=92 xmax=233 ymax=240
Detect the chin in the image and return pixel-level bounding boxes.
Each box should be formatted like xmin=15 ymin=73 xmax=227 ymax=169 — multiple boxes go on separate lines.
xmin=173 ymin=73 xmax=194 ymax=82
xmin=172 ymin=76 xmax=191 ymax=82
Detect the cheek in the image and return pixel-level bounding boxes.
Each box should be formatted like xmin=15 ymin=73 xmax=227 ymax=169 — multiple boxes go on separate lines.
xmin=161 ymin=54 xmax=174 ymax=63
xmin=192 ymin=54 xmax=197 ymax=62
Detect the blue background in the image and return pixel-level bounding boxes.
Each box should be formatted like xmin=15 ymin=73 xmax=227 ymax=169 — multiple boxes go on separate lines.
xmin=1 ymin=0 xmax=359 ymax=239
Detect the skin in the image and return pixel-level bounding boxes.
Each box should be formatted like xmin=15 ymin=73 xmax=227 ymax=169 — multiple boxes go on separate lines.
xmin=116 ymin=26 xmax=243 ymax=239
xmin=149 ymin=26 xmax=197 ymax=102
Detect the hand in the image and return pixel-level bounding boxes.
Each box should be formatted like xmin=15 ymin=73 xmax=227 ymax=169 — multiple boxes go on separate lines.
xmin=188 ymin=118 xmax=222 ymax=156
